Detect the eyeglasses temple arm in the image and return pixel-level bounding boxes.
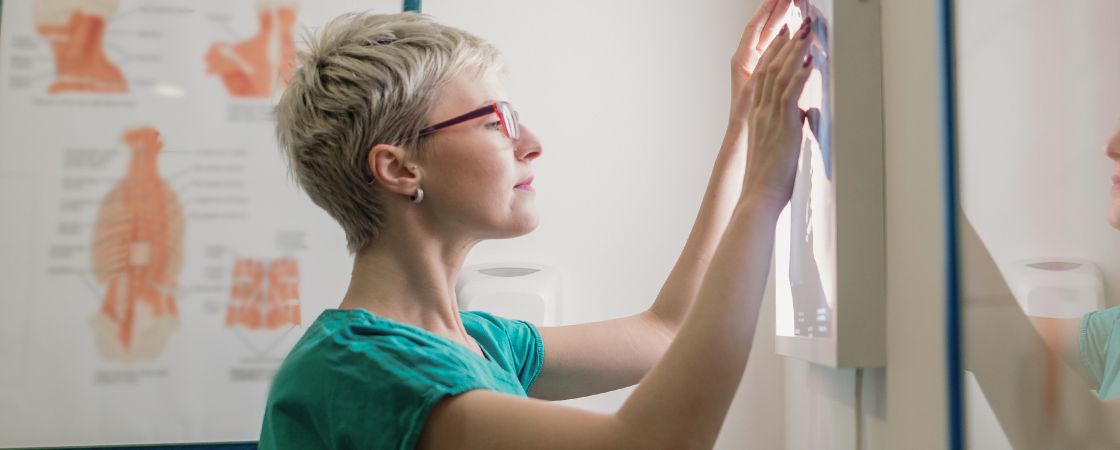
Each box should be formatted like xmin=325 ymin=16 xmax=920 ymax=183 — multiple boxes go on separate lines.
xmin=418 ymin=104 xmax=498 ymax=136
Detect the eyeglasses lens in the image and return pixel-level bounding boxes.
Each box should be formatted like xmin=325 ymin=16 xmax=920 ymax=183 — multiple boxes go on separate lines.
xmin=500 ymin=103 xmax=520 ymax=141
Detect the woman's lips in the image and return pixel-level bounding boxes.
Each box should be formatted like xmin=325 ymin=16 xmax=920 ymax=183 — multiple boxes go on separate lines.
xmin=515 ymin=176 xmax=534 ymax=191
xmin=1112 ymin=175 xmax=1120 ymax=192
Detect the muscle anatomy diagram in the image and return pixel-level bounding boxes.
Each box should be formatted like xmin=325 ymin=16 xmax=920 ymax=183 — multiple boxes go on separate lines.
xmin=225 ymin=258 xmax=301 ymax=330
xmin=89 ymin=126 xmax=185 ymax=361
xmin=33 ymin=0 xmax=128 ymax=94
xmin=205 ymin=0 xmax=299 ymax=98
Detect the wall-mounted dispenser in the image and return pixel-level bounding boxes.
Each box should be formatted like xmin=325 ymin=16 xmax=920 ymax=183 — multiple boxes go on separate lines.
xmin=455 ymin=263 xmax=560 ymax=326
xmin=1005 ymin=258 xmax=1104 ymax=319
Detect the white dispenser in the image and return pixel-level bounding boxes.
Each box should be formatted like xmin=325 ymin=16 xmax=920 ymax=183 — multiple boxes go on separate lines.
xmin=455 ymin=263 xmax=560 ymax=326
xmin=1005 ymin=258 xmax=1104 ymax=318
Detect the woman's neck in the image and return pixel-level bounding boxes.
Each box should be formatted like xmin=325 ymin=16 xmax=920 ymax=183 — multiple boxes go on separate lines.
xmin=338 ymin=221 xmax=480 ymax=351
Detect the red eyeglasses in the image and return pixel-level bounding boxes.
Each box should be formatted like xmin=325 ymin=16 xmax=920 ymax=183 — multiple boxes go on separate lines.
xmin=418 ymin=101 xmax=521 ymax=141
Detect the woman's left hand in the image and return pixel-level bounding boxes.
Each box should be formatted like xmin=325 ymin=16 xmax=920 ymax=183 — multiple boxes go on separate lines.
xmin=730 ymin=0 xmax=806 ymax=125
xmin=741 ymin=16 xmax=815 ymax=210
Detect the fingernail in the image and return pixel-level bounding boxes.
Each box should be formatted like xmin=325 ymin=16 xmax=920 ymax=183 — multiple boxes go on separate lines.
xmin=800 ymin=19 xmax=813 ymax=39
xmin=779 ymin=25 xmax=789 ymax=37
xmin=802 ymin=54 xmax=813 ymax=68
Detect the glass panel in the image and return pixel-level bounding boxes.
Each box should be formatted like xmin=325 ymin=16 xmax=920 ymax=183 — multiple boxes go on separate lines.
xmin=954 ymin=1 xmax=1120 ymax=447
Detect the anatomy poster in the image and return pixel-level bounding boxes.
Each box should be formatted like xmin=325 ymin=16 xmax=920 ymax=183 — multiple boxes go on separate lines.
xmin=0 ymin=0 xmax=399 ymax=447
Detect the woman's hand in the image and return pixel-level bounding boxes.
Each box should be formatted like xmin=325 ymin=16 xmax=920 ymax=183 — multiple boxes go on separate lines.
xmin=742 ymin=17 xmax=815 ymax=211
xmin=730 ymin=0 xmax=804 ymax=125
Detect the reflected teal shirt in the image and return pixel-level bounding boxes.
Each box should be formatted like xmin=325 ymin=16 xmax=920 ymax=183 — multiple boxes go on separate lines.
xmin=259 ymin=309 xmax=544 ymax=450
xmin=1080 ymin=306 xmax=1120 ymax=400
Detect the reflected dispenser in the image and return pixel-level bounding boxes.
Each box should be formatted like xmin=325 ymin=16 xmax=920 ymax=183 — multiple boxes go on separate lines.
xmin=1005 ymin=258 xmax=1104 ymax=318
xmin=455 ymin=263 xmax=560 ymax=326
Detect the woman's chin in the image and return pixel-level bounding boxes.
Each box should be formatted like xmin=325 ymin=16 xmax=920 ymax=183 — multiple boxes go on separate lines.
xmin=508 ymin=212 xmax=541 ymax=237
xmin=510 ymin=215 xmax=540 ymax=237
xmin=480 ymin=213 xmax=539 ymax=239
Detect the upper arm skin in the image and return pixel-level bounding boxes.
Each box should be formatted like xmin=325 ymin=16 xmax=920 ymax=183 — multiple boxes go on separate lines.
xmin=528 ymin=311 xmax=674 ymax=401
xmin=1029 ymin=316 xmax=1098 ymax=388
xmin=416 ymin=390 xmax=651 ymax=450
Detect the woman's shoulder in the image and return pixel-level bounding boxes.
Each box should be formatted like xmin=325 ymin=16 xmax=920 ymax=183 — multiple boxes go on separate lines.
xmin=1081 ymin=306 xmax=1120 ymax=339
xmin=1078 ymin=306 xmax=1120 ymax=388
xmin=460 ymin=310 xmax=535 ymax=338
xmin=277 ymin=311 xmax=474 ymax=389
xmin=261 ymin=310 xmax=490 ymax=450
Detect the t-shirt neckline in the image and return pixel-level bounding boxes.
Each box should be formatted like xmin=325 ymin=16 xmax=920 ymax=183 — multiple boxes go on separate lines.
xmin=326 ymin=308 xmax=494 ymax=364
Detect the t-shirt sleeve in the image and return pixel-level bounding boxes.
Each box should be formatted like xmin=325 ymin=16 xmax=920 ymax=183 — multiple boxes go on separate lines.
xmin=1079 ymin=306 xmax=1120 ymax=389
xmin=324 ymin=337 xmax=486 ymax=450
xmin=462 ymin=311 xmax=545 ymax=392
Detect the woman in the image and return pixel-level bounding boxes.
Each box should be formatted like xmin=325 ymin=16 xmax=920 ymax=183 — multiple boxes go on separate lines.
xmin=259 ymin=0 xmax=818 ymax=448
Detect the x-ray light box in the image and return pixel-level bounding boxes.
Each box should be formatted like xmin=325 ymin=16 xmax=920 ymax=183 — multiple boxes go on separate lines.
xmin=773 ymin=0 xmax=885 ymax=368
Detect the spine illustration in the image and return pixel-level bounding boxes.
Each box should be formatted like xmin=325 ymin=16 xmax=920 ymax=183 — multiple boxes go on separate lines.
xmin=89 ymin=126 xmax=184 ymax=361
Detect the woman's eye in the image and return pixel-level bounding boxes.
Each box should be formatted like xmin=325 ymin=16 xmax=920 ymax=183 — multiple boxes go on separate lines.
xmin=485 ymin=121 xmax=502 ymax=130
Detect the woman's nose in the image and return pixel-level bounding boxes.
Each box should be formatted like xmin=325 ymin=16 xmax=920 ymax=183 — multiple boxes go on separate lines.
xmin=515 ymin=124 xmax=543 ymax=161
xmin=1107 ymin=128 xmax=1120 ymax=161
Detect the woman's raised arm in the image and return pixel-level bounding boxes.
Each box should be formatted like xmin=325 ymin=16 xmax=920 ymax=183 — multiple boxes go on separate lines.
xmin=418 ymin=18 xmax=817 ymax=450
xmin=527 ymin=0 xmax=796 ymax=401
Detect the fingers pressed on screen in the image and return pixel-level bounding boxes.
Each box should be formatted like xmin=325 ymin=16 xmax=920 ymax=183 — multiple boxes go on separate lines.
xmin=768 ymin=18 xmax=813 ymax=107
xmin=781 ymin=57 xmax=814 ymax=117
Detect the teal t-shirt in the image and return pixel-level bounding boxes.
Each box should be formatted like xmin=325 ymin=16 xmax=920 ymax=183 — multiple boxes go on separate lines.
xmin=1080 ymin=306 xmax=1120 ymax=400
xmin=258 ymin=308 xmax=545 ymax=450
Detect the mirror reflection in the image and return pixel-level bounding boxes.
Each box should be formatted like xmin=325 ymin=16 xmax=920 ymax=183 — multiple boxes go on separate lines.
xmin=955 ymin=1 xmax=1120 ymax=447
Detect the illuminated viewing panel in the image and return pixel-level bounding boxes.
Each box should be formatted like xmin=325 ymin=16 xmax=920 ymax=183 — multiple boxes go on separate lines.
xmin=773 ymin=0 xmax=884 ymax=368
xmin=779 ymin=0 xmax=833 ymax=340
xmin=774 ymin=1 xmax=834 ymax=340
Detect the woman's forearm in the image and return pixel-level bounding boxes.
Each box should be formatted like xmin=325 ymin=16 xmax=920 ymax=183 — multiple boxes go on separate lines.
xmin=618 ymin=198 xmax=780 ymax=449
xmin=418 ymin=200 xmax=780 ymax=450
xmin=647 ymin=123 xmax=749 ymax=331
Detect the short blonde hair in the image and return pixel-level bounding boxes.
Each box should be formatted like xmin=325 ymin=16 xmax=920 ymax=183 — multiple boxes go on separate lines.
xmin=276 ymin=12 xmax=500 ymax=253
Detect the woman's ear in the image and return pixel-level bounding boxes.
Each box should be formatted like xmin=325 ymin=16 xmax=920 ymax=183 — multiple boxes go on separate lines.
xmin=368 ymin=144 xmax=420 ymax=198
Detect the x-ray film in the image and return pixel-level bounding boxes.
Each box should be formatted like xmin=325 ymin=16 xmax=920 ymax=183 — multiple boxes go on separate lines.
xmin=775 ymin=1 xmax=834 ymax=340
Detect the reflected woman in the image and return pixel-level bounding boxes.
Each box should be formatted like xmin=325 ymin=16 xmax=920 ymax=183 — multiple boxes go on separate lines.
xmin=1090 ymin=126 xmax=1120 ymax=400
xmin=1032 ymin=126 xmax=1120 ymax=401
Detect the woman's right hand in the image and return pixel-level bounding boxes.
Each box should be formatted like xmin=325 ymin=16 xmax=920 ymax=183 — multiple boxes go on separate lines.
xmin=741 ymin=17 xmax=816 ymax=212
